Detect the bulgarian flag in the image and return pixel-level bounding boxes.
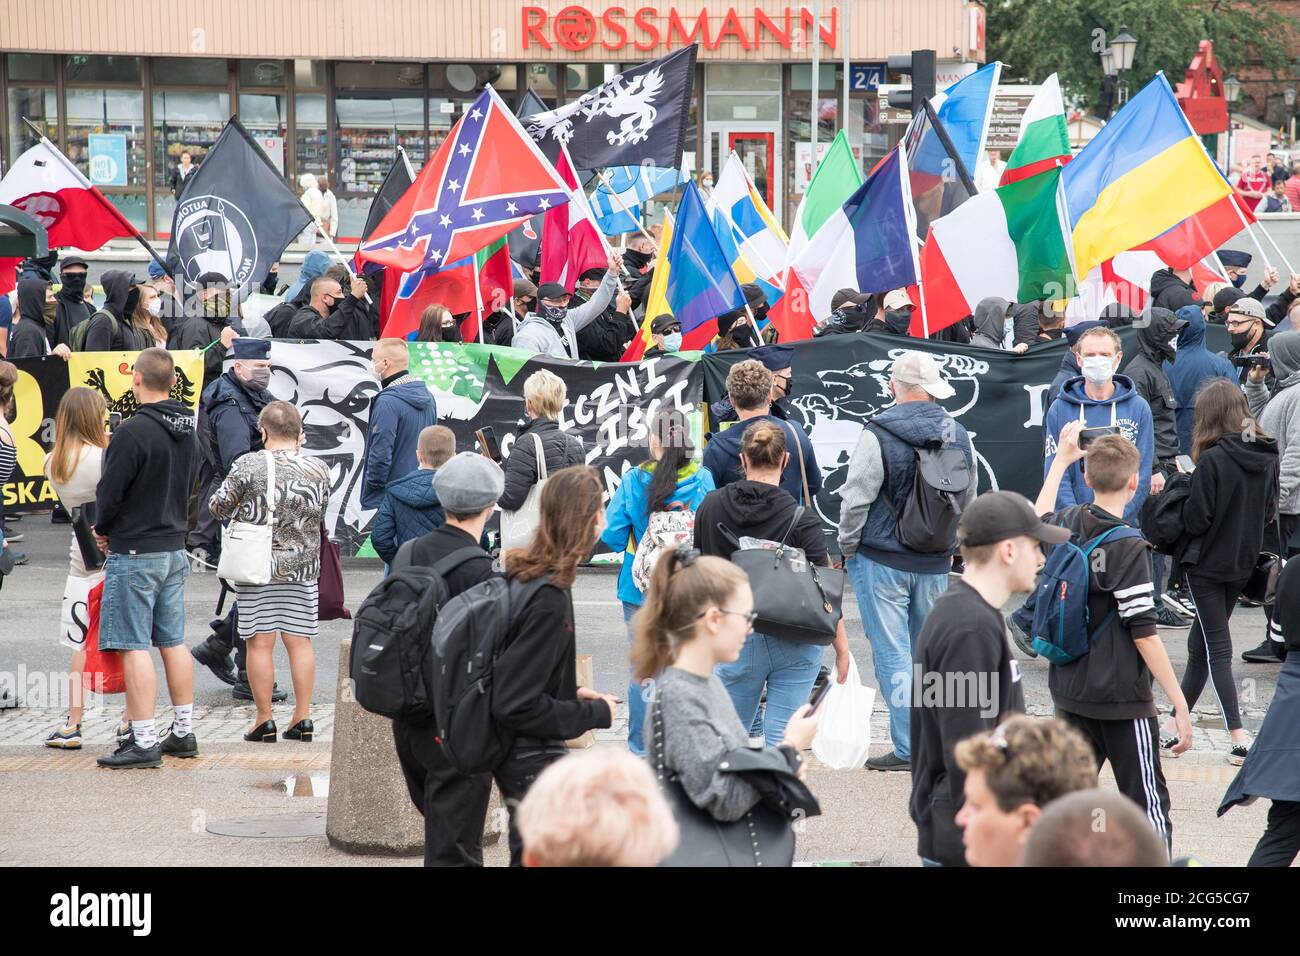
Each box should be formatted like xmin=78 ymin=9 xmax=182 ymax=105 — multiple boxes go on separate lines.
xmin=620 ymin=210 xmax=674 ymax=362
xmin=768 ymin=130 xmax=863 ymax=341
xmin=918 ymin=167 xmax=1074 ymax=337
xmin=999 ymin=74 xmax=1072 ymax=186
xmin=0 ymin=137 xmax=140 ymax=295
xmin=382 ymin=235 xmax=512 ymax=341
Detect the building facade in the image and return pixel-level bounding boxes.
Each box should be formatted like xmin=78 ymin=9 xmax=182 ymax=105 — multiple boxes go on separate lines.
xmin=0 ymin=0 xmax=987 ymax=240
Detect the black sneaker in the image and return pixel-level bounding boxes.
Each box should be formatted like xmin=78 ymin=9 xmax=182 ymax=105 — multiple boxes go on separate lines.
xmin=1163 ymin=589 xmax=1197 ymax=618
xmin=1160 ymin=733 xmax=1182 ymax=758
xmin=1156 ymin=606 xmax=1192 ymax=628
xmin=1242 ymin=639 xmax=1286 ymax=664
xmin=191 ymin=636 xmax=237 ymax=686
xmin=160 ymin=729 xmax=199 ymax=758
xmin=865 ymin=752 xmax=911 ymax=772
xmin=1006 ymin=615 xmax=1037 ymax=658
xmin=1228 ymin=744 xmax=1248 ymax=767
xmin=96 ymin=740 xmax=163 ymax=769
xmin=232 ymin=679 xmax=287 ymax=703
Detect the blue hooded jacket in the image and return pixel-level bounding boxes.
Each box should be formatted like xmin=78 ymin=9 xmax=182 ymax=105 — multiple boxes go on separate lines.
xmin=361 ymin=378 xmax=439 ymax=509
xmin=282 ymin=250 xmax=332 ymax=305
xmin=1163 ymin=305 xmax=1237 ymax=454
xmin=601 ymin=460 xmax=715 ymax=606
xmin=369 ymin=466 xmax=445 ymax=565
xmin=1043 ymin=373 xmax=1154 ymax=523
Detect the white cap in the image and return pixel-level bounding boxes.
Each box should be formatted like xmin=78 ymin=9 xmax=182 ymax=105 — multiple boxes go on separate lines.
xmin=891 ymin=351 xmax=956 ymax=400
xmin=883 ymin=289 xmax=914 ymax=311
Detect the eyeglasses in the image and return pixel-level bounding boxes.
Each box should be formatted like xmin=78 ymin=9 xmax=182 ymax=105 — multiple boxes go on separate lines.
xmin=1225 ymin=316 xmax=1256 ymax=328
xmin=698 ymin=607 xmax=758 ymax=628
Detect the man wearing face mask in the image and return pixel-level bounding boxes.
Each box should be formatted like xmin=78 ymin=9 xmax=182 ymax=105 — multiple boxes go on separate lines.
xmin=572 ymin=266 xmax=636 ymax=362
xmin=173 ymin=273 xmax=241 ymax=391
xmin=1222 ymin=297 xmax=1274 ymax=390
xmin=286 ymin=275 xmax=350 ymax=340
xmin=621 ymin=235 xmax=657 ymax=313
xmin=707 ymin=344 xmax=795 ymax=426
xmin=513 ymin=254 xmax=620 ymax=358
xmin=1218 ymin=249 xmax=1280 ymax=303
xmin=814 ymin=289 xmax=875 ymax=337
xmin=643 ymin=314 xmax=682 ymax=359
xmin=7 ymin=276 xmax=72 ymax=360
xmin=321 ymin=264 xmax=378 ymax=340
xmin=82 ymin=271 xmax=147 ymax=352
xmin=879 ymin=289 xmax=916 ymax=336
xmin=362 ymin=338 xmax=439 ymax=510
xmin=52 ymin=256 xmax=93 ymax=348
xmin=189 ymin=338 xmax=281 ymax=693
xmin=1043 ymin=326 xmax=1154 ymax=525
xmin=485 ymin=278 xmax=534 ymax=348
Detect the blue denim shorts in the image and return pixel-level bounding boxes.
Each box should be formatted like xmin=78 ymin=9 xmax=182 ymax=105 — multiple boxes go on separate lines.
xmin=99 ymin=550 xmax=189 ymax=652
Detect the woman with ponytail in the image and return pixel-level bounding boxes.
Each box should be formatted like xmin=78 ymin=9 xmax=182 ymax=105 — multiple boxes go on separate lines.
xmin=602 ymin=407 xmax=714 ymax=754
xmin=694 ymin=420 xmax=850 ymax=745
xmin=633 ymin=546 xmax=820 ymax=823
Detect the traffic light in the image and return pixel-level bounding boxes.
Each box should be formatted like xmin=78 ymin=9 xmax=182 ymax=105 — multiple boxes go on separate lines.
xmin=886 ymin=50 xmax=937 ymax=117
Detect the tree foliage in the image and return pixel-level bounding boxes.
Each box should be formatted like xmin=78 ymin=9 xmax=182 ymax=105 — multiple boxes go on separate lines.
xmin=987 ymin=0 xmax=1296 ymax=115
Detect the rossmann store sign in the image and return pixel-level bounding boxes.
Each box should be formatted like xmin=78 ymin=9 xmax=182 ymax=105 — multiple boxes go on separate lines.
xmin=521 ymin=5 xmax=839 ymax=53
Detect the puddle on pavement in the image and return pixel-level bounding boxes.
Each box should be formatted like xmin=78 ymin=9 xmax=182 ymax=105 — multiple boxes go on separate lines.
xmin=252 ymin=773 xmax=330 ymax=798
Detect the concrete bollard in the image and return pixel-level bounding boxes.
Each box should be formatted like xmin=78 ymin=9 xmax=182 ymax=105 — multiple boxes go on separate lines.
xmin=326 ymin=637 xmax=425 ymax=856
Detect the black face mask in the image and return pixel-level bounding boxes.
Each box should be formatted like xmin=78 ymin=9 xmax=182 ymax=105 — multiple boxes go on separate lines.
xmin=752 ymin=302 xmax=770 ymax=322
xmin=58 ymin=272 xmax=87 ymax=297
xmin=326 ymin=296 xmax=342 ymax=315
xmin=624 ymin=248 xmax=652 ymax=271
xmin=731 ymin=323 xmax=759 ymax=349
xmin=1230 ymin=330 xmax=1254 ymax=351
xmin=540 ymin=303 xmax=567 ymax=323
xmin=123 ymin=287 xmax=141 ymax=317
xmin=884 ymin=309 xmax=912 ymax=334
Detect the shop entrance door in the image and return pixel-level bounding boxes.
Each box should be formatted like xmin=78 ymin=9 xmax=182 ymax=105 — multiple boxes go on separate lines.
xmin=705 ymin=123 xmax=781 ymax=217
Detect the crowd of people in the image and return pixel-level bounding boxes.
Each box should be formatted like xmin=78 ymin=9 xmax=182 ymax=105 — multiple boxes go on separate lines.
xmin=3 ymin=236 xmax=1300 ymax=870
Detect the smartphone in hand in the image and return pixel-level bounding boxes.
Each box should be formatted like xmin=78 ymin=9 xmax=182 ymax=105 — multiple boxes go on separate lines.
xmin=476 ymin=426 xmax=502 ymax=462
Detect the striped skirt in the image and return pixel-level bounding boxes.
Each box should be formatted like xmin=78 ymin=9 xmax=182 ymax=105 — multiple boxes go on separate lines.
xmin=234 ymin=580 xmax=319 ymax=640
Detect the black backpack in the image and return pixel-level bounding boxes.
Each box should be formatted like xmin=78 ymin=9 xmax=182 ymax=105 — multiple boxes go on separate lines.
xmin=348 ymin=542 xmax=483 ymax=723
xmin=68 ymin=309 xmax=119 ymax=352
xmin=869 ymin=422 xmax=973 ymax=554
xmin=1139 ymin=472 xmax=1192 ymax=555
xmin=431 ymin=574 xmax=547 ymax=775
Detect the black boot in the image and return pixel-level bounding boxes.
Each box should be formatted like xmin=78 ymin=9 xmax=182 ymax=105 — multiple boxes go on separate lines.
xmin=233 ymin=672 xmax=288 ymax=703
xmin=1242 ymin=639 xmax=1287 ymax=664
xmin=191 ymin=618 xmax=237 ymax=686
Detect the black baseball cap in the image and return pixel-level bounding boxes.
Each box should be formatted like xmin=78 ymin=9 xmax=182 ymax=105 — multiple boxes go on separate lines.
xmin=650 ymin=313 xmax=679 ymax=334
xmin=536 ymin=282 xmax=569 ymax=300
xmin=959 ymin=491 xmax=1071 ymax=548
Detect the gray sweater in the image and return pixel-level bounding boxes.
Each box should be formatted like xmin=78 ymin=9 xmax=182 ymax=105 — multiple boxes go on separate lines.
xmin=650 ymin=667 xmax=766 ymax=823
xmin=1247 ymin=378 xmax=1300 ymax=514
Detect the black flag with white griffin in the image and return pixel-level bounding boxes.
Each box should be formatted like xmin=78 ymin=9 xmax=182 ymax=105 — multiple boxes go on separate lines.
xmin=165 ymin=118 xmax=313 ymax=299
xmin=523 ymin=46 xmax=697 ymax=171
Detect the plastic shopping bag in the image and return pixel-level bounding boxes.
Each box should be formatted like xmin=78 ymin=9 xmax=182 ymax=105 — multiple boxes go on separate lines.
xmin=811 ymin=656 xmax=875 ymax=770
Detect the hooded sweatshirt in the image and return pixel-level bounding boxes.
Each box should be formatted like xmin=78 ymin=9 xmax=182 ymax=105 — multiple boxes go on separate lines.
xmin=6 ymin=275 xmax=51 ymax=359
xmin=1248 ymin=331 xmax=1300 ymax=515
xmin=1180 ymin=433 xmax=1279 ymax=579
xmin=84 ymin=270 xmax=147 ymax=352
xmin=1046 ymin=349 xmax=1081 ymax=412
xmin=369 ymin=466 xmax=445 ymax=565
xmin=693 ymin=480 xmax=829 ymax=569
xmin=1043 ymin=373 xmax=1154 ymax=523
xmin=1149 ymin=267 xmax=1199 ymax=312
xmin=94 ymin=399 xmax=200 ymax=554
xmin=360 ymin=374 xmax=439 ymax=509
xmin=970 ymin=297 xmax=1010 ymax=350
xmin=53 ymin=266 xmax=93 ymax=348
xmin=1163 ymin=305 xmax=1237 ymax=454
xmin=513 ymin=271 xmax=617 ymax=358
xmin=1122 ymin=306 xmax=1183 ymax=466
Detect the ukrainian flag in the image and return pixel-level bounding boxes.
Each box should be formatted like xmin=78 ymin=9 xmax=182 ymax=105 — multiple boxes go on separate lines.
xmin=1062 ymin=74 xmax=1233 ymax=283
xmin=621 ymin=211 xmax=674 ymax=362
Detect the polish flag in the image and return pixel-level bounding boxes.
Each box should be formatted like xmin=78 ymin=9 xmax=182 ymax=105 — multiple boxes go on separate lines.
xmin=540 ymin=144 xmax=609 ymax=292
xmin=0 ymin=138 xmax=139 ymax=295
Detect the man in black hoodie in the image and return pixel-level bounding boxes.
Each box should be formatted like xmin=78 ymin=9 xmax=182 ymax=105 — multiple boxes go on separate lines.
xmin=93 ymin=348 xmax=202 ymax=769
xmin=6 ymin=276 xmax=71 ymax=360
xmin=1149 ymin=266 xmax=1199 ymax=312
xmin=52 ymin=256 xmax=94 ymax=348
xmin=82 ymin=271 xmax=146 ymax=352
xmin=172 ymin=273 xmax=240 ymax=390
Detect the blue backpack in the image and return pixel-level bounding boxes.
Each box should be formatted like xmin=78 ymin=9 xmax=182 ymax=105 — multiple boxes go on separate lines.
xmin=1028 ymin=524 xmax=1144 ymax=665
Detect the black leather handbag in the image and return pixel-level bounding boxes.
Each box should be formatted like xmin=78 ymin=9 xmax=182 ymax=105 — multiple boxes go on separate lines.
xmin=651 ymin=691 xmax=797 ymax=868
xmin=1243 ymin=515 xmax=1284 ymax=606
xmin=71 ymin=503 xmax=106 ymax=572
xmin=723 ymin=506 xmax=845 ymax=645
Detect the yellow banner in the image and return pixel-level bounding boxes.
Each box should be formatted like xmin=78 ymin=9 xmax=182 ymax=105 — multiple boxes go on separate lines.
xmin=65 ymin=350 xmax=204 ymax=418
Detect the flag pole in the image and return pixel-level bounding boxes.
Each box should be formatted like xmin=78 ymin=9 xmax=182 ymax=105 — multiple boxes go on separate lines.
xmin=1253 ymin=220 xmax=1296 ymax=277
xmin=1229 ymin=198 xmax=1273 ymax=273
xmin=473 ymin=252 xmax=486 ymax=345
xmin=23 ymin=116 xmax=174 ymax=279
xmin=594 ymin=170 xmax=658 ymax=246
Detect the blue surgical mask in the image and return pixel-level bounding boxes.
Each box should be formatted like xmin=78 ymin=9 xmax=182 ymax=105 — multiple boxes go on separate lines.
xmin=1232 ymin=274 xmax=1248 ymax=289
xmin=662 ymin=332 xmax=682 ymax=352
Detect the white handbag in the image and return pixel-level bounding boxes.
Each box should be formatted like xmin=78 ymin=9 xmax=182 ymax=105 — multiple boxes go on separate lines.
xmin=500 ymin=432 xmax=547 ymax=552
xmin=217 ymin=451 xmax=276 ymax=586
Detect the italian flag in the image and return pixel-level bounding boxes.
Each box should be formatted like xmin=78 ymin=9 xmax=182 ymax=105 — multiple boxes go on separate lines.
xmin=918 ymin=167 xmax=1074 ymax=336
xmin=1000 ymin=74 xmax=1071 ymax=186
xmin=917 ymin=76 xmax=1075 ymax=337
xmin=768 ymin=129 xmax=863 ymax=341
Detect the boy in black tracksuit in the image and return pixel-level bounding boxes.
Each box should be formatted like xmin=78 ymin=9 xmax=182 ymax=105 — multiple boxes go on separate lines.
xmin=1035 ymin=424 xmax=1193 ymax=853
xmin=910 ymin=492 xmax=1067 ymax=866
xmin=390 ymin=453 xmax=503 ymax=867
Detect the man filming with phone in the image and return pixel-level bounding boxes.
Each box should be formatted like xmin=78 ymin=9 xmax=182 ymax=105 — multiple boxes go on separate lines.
xmin=1042 ymin=325 xmax=1155 ymax=522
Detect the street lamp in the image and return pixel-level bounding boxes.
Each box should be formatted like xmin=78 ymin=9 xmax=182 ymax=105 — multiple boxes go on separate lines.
xmin=1108 ymin=26 xmax=1137 ymax=106
xmin=1101 ymin=48 xmax=1116 ymax=78
xmin=1224 ymin=74 xmax=1241 ymax=172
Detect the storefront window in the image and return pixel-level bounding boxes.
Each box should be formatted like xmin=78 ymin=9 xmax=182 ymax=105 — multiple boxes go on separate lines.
xmin=295 ymin=93 xmax=328 ymax=179
xmin=239 ymin=93 xmax=287 ymax=175
xmin=6 ymin=87 xmax=56 ymax=167
xmin=524 ymin=64 xmax=559 ymax=108
xmin=564 ymin=64 xmax=612 ymax=97
xmin=707 ymin=63 xmax=781 ymax=92
xmin=335 ymin=94 xmax=425 ymax=238
xmin=427 ymin=64 xmax=515 ymax=156
xmin=705 ymin=94 xmax=780 ymax=123
xmin=7 ymin=53 xmax=56 ymax=83
xmin=294 ymin=60 xmax=327 ymax=90
xmin=786 ymin=85 xmax=840 ymax=223
xmin=151 ymin=90 xmax=230 ymax=234
xmin=65 ymin=55 xmax=141 ymax=85
xmin=153 ymin=57 xmax=228 ymax=86
xmin=64 ymin=88 xmax=147 ymax=231
xmin=238 ymin=59 xmax=287 ymax=88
